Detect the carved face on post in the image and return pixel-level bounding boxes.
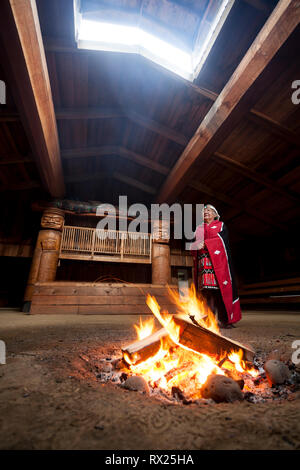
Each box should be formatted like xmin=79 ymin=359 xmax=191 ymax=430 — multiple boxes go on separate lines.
xmin=41 ymin=209 xmax=64 ymax=231
xmin=41 ymin=238 xmax=58 ymax=251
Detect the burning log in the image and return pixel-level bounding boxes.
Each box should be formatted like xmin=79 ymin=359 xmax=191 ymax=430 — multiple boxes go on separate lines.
xmin=123 ymin=315 xmax=254 ymax=366
xmin=122 ymin=328 xmax=173 ymax=365
xmin=172 ymin=316 xmax=255 ymax=363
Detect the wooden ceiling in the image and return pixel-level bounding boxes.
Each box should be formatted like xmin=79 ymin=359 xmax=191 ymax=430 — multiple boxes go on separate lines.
xmin=0 ymin=0 xmax=299 ymax=243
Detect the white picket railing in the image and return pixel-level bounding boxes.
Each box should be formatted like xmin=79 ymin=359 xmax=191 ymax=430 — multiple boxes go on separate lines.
xmin=60 ymin=225 xmax=151 ymax=263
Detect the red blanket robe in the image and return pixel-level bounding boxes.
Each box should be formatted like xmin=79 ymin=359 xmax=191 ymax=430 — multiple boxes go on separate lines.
xmin=191 ymin=220 xmax=241 ymax=325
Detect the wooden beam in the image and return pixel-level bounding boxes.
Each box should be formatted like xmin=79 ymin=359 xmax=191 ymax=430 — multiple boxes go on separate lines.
xmin=65 ymin=169 xmax=157 ymax=195
xmin=212 ymin=151 xmax=300 ymax=204
xmin=55 ymin=108 xmax=124 ymax=120
xmin=189 ymin=180 xmax=287 ymax=231
xmin=113 ymin=171 xmax=157 ymax=195
xmin=61 ymin=145 xmax=169 ymax=175
xmin=56 ymin=107 xmax=188 ymax=146
xmin=157 ymin=0 xmax=300 ymax=203
xmin=126 ymin=110 xmax=188 ymax=146
xmin=0 ymin=0 xmax=65 ymax=197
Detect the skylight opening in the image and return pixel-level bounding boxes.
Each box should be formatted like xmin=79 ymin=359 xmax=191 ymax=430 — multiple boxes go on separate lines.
xmin=74 ymin=0 xmax=234 ymax=82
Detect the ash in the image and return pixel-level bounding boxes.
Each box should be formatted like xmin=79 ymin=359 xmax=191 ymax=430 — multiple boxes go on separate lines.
xmin=87 ymin=353 xmax=300 ymax=406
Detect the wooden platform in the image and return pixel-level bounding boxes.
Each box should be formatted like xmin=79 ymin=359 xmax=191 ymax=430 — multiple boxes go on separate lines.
xmin=30 ymin=282 xmax=178 ymax=314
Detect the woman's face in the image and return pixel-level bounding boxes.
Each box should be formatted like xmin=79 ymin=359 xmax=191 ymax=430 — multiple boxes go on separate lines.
xmin=203 ymin=207 xmax=216 ymax=224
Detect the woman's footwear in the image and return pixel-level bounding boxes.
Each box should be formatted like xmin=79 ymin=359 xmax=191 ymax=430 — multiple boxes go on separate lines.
xmin=219 ymin=323 xmax=236 ymax=329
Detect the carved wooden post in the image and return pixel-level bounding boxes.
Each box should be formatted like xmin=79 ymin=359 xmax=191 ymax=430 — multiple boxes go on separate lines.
xmin=23 ymin=207 xmax=64 ymax=311
xmin=151 ymin=219 xmax=171 ymax=285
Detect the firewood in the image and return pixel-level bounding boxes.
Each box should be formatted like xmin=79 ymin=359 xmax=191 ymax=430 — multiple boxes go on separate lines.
xmin=173 ymin=316 xmax=255 ymax=362
xmin=122 ymin=316 xmax=254 ymax=366
xmin=122 ymin=328 xmax=171 ymax=365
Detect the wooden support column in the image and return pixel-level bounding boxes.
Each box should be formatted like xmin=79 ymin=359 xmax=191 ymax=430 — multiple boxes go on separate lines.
xmin=23 ymin=208 xmax=64 ymax=312
xmin=151 ymin=219 xmax=171 ymax=285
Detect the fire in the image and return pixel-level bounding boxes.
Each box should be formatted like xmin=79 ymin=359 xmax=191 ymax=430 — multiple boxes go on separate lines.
xmin=125 ymin=284 xmax=257 ymax=400
xmin=146 ymin=295 xmax=181 ymax=344
xmin=134 ymin=316 xmax=155 ymax=340
xmin=167 ymin=284 xmax=220 ymax=334
xmin=228 ymin=350 xmax=259 ymax=378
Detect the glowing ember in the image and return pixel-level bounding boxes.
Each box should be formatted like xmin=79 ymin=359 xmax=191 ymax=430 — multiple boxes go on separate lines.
xmin=123 ymin=284 xmax=258 ymax=401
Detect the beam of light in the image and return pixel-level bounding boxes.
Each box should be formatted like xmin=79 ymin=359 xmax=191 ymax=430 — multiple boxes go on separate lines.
xmin=74 ymin=0 xmax=234 ymax=81
xmin=77 ymin=19 xmax=193 ymax=80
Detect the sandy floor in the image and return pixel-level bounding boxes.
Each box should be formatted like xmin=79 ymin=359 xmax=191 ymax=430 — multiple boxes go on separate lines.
xmin=0 ymin=309 xmax=300 ymax=450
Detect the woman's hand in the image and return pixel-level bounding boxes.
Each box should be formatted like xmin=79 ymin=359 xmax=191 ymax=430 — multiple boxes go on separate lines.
xmin=197 ymin=241 xmax=205 ymax=250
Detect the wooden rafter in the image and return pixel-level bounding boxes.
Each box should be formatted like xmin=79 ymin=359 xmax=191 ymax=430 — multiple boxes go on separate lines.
xmin=113 ymin=172 xmax=157 ymax=195
xmin=157 ymin=0 xmax=300 ymax=203
xmin=56 ymin=107 xmax=188 ymax=147
xmin=0 ymin=0 xmax=65 ymax=197
xmin=66 ymin=170 xmax=157 ymax=195
xmin=61 ymin=145 xmax=169 ymax=175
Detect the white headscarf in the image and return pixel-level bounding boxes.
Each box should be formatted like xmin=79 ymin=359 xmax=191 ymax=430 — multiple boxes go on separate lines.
xmin=204 ymin=204 xmax=220 ymax=220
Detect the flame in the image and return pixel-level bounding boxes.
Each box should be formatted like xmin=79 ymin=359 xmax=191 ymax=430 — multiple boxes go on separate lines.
xmin=134 ymin=316 xmax=155 ymax=340
xmin=167 ymin=284 xmax=220 ymax=334
xmin=122 ymin=285 xmax=257 ymax=400
xmin=146 ymin=295 xmax=181 ymax=344
xmin=228 ymin=349 xmax=259 ymax=378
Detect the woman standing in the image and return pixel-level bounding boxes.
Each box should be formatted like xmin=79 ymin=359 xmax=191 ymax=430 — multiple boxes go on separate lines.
xmin=191 ymin=204 xmax=241 ymax=328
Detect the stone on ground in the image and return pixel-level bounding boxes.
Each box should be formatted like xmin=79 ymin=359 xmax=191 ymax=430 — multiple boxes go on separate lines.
xmin=201 ymin=374 xmax=243 ymax=403
xmin=264 ymin=360 xmax=291 ymax=386
xmin=122 ymin=375 xmax=150 ymax=394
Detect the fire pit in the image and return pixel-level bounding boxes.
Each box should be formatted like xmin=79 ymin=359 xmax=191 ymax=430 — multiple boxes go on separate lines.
xmin=94 ymin=286 xmax=300 ymax=405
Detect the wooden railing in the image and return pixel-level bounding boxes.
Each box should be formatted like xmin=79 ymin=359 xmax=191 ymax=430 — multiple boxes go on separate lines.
xmin=59 ymin=225 xmax=152 ymax=263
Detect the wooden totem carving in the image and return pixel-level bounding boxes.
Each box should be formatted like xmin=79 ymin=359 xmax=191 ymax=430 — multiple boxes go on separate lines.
xmin=151 ymin=219 xmax=171 ymax=285
xmin=23 ymin=208 xmax=64 ymax=308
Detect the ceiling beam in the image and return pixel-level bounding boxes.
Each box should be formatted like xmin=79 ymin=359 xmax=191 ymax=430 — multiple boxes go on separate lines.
xmin=157 ymin=0 xmax=300 ymax=203
xmin=212 ymin=151 xmax=300 ymax=204
xmin=56 ymin=108 xmax=188 ymax=147
xmin=113 ymin=172 xmax=157 ymax=195
xmin=189 ymin=180 xmax=287 ymax=231
xmin=126 ymin=110 xmax=188 ymax=146
xmin=0 ymin=0 xmax=65 ymax=197
xmin=65 ymin=169 xmax=157 ymax=195
xmin=55 ymin=108 xmax=124 ymax=120
xmin=61 ymin=145 xmax=169 ymax=175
